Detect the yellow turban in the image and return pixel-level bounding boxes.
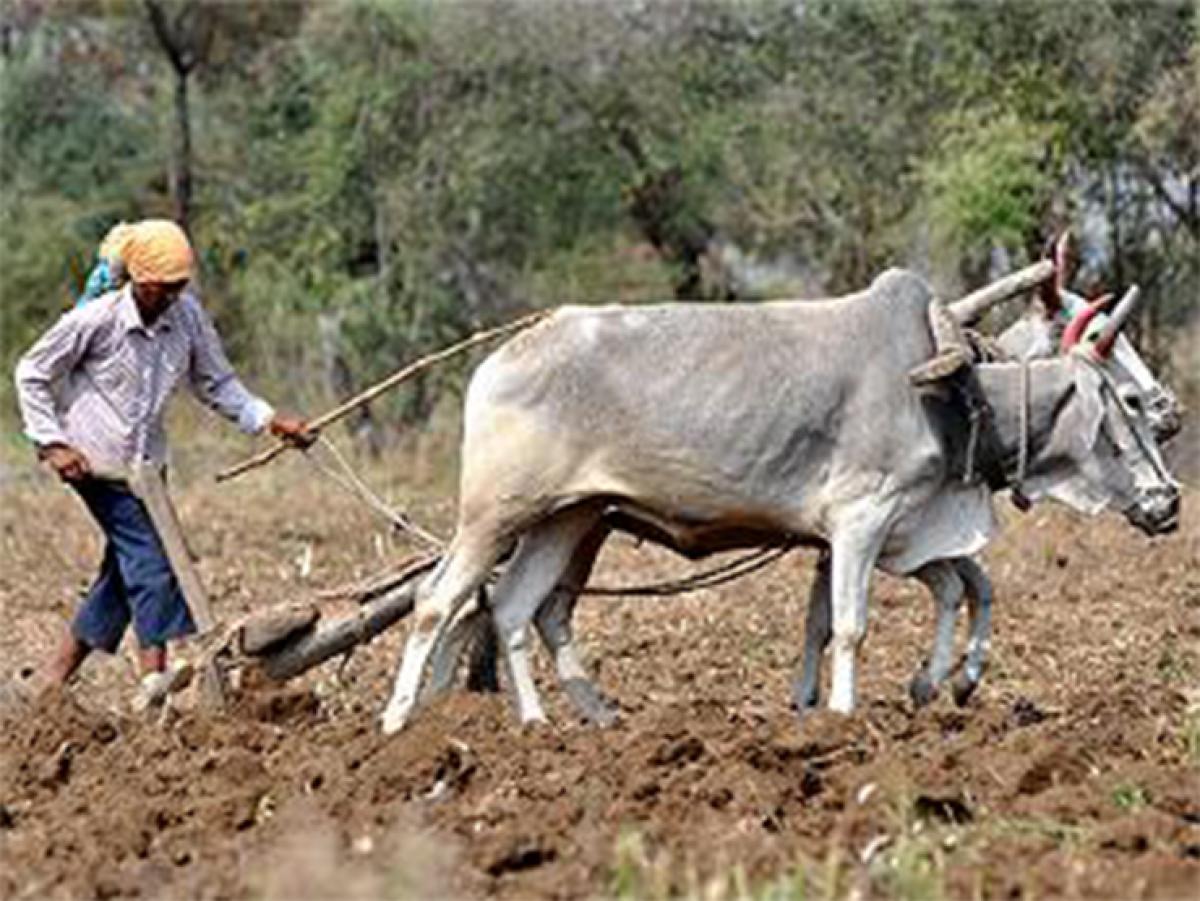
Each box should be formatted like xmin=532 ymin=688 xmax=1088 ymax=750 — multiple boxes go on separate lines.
xmin=98 ymin=222 xmax=136 ymax=263
xmin=122 ymin=219 xmax=194 ymax=283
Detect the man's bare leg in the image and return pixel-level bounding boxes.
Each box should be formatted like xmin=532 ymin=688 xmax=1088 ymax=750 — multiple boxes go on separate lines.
xmin=45 ymin=630 xmax=92 ymax=687
xmin=138 ymin=644 xmax=167 ymax=675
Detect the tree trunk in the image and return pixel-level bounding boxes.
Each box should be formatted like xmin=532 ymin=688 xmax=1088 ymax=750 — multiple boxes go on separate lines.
xmin=172 ymin=68 xmax=193 ymax=233
xmin=144 ymin=0 xmax=198 ymax=234
xmin=613 ymin=127 xmax=735 ymax=301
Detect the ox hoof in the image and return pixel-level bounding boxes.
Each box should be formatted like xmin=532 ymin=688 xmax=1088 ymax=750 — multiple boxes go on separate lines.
xmin=791 ymin=693 xmax=820 ymax=719
xmin=909 ymin=671 xmax=938 ymax=708
xmin=792 ymin=702 xmax=820 ymax=722
xmin=790 ymin=681 xmax=820 ymax=715
xmin=588 ymin=703 xmax=620 ymax=729
xmin=951 ymin=674 xmax=979 ymax=707
xmin=380 ymin=701 xmax=413 ymax=736
xmin=827 ymin=697 xmax=855 ymax=716
xmin=518 ymin=711 xmax=550 ymax=728
xmin=563 ymin=678 xmax=619 ymax=728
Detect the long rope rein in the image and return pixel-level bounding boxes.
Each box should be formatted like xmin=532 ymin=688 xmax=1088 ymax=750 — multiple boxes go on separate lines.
xmin=1016 ymin=356 xmax=1030 ymax=490
xmin=1094 ymin=363 xmax=1173 ymax=483
xmin=305 ymin=436 xmax=446 ymax=551
xmin=581 ymin=544 xmax=794 ymax=597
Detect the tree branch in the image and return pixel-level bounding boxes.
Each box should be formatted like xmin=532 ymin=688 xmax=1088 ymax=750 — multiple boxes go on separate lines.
xmin=1140 ymin=161 xmax=1200 ymax=239
xmin=144 ymin=0 xmax=188 ymax=75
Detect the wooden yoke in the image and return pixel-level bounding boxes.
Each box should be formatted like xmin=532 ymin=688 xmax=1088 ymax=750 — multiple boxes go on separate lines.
xmin=947 ymin=260 xmax=1056 ymax=326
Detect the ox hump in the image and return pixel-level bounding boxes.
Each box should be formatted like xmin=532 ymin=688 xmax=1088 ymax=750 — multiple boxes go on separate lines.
xmin=869 ymin=268 xmax=936 ymax=311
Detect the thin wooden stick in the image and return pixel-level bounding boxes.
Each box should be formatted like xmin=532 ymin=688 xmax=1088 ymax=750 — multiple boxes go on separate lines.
xmin=216 ymin=310 xmax=552 ymax=483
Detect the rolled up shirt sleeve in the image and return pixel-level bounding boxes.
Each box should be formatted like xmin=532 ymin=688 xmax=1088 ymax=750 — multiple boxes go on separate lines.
xmin=185 ymin=300 xmax=275 ymax=434
xmin=14 ymin=308 xmax=95 ymax=448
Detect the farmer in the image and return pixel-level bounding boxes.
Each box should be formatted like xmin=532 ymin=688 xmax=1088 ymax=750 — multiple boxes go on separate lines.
xmin=14 ymin=219 xmax=312 ymax=709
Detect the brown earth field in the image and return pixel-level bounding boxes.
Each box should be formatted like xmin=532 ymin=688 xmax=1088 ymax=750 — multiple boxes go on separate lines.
xmin=1 ymin=450 xmax=1198 ymax=900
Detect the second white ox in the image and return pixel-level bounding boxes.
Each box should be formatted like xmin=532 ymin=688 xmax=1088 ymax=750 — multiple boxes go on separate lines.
xmin=381 ymin=270 xmax=1179 ymax=733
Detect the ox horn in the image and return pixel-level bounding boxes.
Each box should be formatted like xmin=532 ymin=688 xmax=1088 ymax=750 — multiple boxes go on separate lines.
xmin=1039 ymin=230 xmax=1072 ymax=317
xmin=949 ymin=259 xmax=1056 ymax=325
xmin=1091 ymin=285 xmax=1142 ymax=358
xmin=1060 ymin=292 xmax=1114 ymax=351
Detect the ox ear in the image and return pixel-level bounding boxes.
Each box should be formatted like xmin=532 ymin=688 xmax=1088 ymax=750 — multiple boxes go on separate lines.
xmin=1066 ymin=360 xmax=1107 ymax=457
xmin=1039 ymin=231 xmax=1073 ymax=318
xmin=1040 ymin=358 xmax=1107 ymax=462
xmin=1022 ymin=361 xmax=1110 ymax=512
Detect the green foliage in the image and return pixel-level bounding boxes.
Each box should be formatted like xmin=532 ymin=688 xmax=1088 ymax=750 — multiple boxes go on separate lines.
xmin=1110 ymin=783 xmax=1150 ymax=812
xmin=1155 ymin=638 xmax=1196 ymax=684
xmin=871 ymin=834 xmax=945 ymax=901
xmin=1183 ymin=706 xmax=1200 ymax=766
xmin=2 ymin=0 xmax=1197 ymax=443
xmin=924 ymin=112 xmax=1060 ymax=261
xmin=0 ymin=17 xmax=164 ymax=423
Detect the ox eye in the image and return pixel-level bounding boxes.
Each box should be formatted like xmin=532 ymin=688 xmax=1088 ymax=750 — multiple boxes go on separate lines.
xmin=1119 ymin=389 xmax=1143 ymax=413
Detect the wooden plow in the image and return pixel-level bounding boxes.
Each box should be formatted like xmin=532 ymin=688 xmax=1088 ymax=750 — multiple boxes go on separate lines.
xmin=212 ymin=544 xmax=790 ymax=688
xmin=227 ymin=555 xmax=437 ymax=683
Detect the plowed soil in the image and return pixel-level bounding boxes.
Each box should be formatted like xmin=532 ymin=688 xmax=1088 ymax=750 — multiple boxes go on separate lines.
xmin=2 ymin=458 xmax=1198 ymax=899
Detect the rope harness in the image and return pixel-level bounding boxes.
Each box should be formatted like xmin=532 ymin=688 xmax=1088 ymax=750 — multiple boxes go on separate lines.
xmin=956 ymin=331 xmax=1033 ymax=508
xmin=1010 ymin=356 xmax=1032 ymax=509
xmin=305 ymin=436 xmax=445 ymax=550
xmin=1094 ymin=362 xmax=1174 ymax=485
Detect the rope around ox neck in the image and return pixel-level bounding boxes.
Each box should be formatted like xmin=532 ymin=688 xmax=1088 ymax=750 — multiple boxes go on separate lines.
xmin=1017 ymin=356 xmax=1030 ymax=489
xmin=1007 ymin=357 xmax=1033 ymax=511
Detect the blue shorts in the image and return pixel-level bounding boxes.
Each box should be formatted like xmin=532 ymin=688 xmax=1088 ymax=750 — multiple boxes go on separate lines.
xmin=71 ymin=477 xmax=196 ymax=653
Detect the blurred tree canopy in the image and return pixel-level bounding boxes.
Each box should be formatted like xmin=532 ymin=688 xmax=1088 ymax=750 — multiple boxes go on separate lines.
xmin=2 ymin=0 xmax=1196 ymax=444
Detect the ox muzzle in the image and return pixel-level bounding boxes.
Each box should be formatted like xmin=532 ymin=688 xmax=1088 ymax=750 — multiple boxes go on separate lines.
xmin=1125 ymin=483 xmax=1181 ymax=536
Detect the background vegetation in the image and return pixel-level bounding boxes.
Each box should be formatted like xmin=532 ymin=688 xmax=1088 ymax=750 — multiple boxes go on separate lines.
xmin=2 ymin=0 xmax=1196 ymax=465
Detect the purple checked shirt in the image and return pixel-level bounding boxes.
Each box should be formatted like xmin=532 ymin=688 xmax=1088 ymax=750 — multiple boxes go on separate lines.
xmin=15 ymin=285 xmax=273 ymax=472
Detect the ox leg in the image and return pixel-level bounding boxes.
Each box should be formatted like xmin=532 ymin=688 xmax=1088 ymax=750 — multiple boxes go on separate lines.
xmin=464 ymin=589 xmax=501 ymax=694
xmin=381 ymin=528 xmax=506 ymax=735
xmin=909 ymin=560 xmax=965 ymax=707
xmin=533 ymin=524 xmax=616 ymax=726
xmin=535 ymin=591 xmax=619 ymax=727
xmin=827 ymin=515 xmax=889 ymax=714
xmin=423 ymin=597 xmax=488 ymax=701
xmin=951 ymin=558 xmax=993 ymax=706
xmin=792 ymin=552 xmax=832 ymax=712
xmin=491 ymin=508 xmax=601 ymax=725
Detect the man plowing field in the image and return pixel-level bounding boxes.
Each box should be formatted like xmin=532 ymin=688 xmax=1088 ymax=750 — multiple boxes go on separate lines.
xmin=13 ymin=220 xmax=313 ymax=710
